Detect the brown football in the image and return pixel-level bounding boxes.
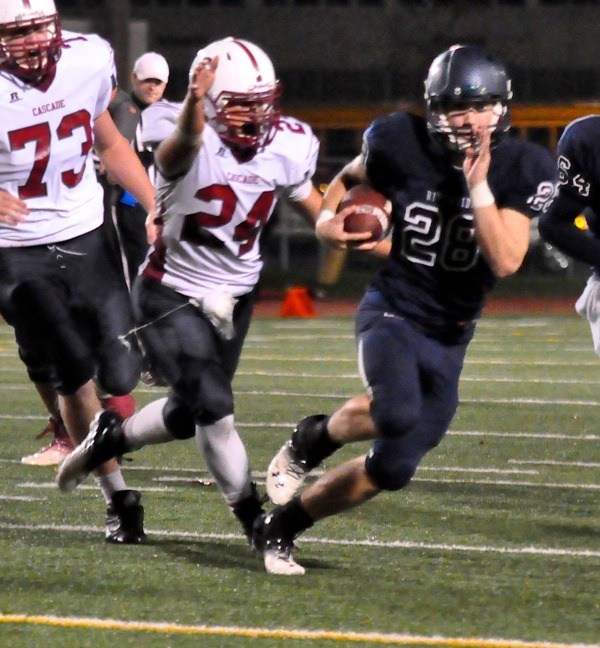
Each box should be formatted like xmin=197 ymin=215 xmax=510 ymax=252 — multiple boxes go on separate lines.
xmin=338 ymin=185 xmax=391 ymax=243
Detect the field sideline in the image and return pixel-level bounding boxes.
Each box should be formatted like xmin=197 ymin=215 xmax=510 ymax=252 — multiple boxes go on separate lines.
xmin=0 ymin=312 xmax=598 ymax=648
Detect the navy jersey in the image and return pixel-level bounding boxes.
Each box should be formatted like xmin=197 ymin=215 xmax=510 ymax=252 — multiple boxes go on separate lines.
xmin=537 ymin=116 xmax=600 ymax=271
xmin=364 ymin=112 xmax=556 ymax=335
xmin=556 ymin=116 xmax=600 ymax=218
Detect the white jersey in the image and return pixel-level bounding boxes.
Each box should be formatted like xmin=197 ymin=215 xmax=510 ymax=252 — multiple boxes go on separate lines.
xmin=139 ymin=99 xmax=182 ymax=148
xmin=138 ymin=100 xmax=182 ymax=185
xmin=0 ymin=31 xmax=115 ymax=247
xmin=141 ymin=116 xmax=319 ymax=299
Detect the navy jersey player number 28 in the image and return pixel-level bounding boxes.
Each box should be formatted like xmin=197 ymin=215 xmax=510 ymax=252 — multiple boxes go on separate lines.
xmin=364 ymin=112 xmax=556 ymax=333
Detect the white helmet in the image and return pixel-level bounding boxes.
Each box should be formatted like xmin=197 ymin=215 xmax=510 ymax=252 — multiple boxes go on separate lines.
xmin=189 ymin=37 xmax=280 ymax=156
xmin=0 ymin=0 xmax=62 ymax=81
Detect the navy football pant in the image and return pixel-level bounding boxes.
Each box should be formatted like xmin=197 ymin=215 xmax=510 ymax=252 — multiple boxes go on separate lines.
xmin=132 ymin=277 xmax=254 ymax=435
xmin=356 ymin=291 xmax=469 ymax=491
xmin=0 ymin=227 xmax=141 ymax=395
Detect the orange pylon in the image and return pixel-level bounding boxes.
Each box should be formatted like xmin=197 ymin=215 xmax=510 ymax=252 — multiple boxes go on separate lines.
xmin=280 ymin=286 xmax=317 ymax=318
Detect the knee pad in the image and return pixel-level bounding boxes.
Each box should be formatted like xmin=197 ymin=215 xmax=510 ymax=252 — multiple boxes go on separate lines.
xmin=365 ymin=445 xmax=418 ymax=491
xmin=18 ymin=347 xmax=56 ymax=384
xmin=163 ymin=398 xmax=196 ymax=440
xmin=25 ymin=364 xmax=56 ymax=384
xmin=184 ymin=361 xmax=234 ymax=426
xmin=55 ymin=357 xmax=96 ymax=395
xmin=96 ymin=343 xmax=142 ymax=396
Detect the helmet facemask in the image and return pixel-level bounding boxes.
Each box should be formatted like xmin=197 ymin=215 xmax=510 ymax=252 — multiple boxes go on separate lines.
xmin=191 ymin=38 xmax=281 ymax=159
xmin=0 ymin=13 xmax=62 ymax=82
xmin=426 ymin=99 xmax=509 ymax=154
xmin=207 ymin=84 xmax=281 ymax=157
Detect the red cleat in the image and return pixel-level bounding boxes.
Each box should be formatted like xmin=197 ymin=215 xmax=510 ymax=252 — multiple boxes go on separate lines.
xmin=21 ymin=417 xmax=75 ymax=466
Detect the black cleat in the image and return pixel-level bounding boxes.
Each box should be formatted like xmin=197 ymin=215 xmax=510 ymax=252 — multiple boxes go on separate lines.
xmin=105 ymin=489 xmax=146 ymax=544
xmin=56 ymin=410 xmax=130 ymax=492
xmin=252 ymin=512 xmax=305 ymax=575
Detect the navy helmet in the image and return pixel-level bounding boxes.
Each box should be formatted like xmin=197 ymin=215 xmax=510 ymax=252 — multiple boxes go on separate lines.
xmin=424 ymin=44 xmax=512 ymax=152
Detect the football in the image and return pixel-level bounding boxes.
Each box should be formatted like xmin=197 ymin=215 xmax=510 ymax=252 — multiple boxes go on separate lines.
xmin=338 ymin=184 xmax=391 ymax=244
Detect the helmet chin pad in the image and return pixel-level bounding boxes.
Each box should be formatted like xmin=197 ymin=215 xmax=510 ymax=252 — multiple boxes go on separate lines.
xmin=0 ymin=15 xmax=62 ymax=81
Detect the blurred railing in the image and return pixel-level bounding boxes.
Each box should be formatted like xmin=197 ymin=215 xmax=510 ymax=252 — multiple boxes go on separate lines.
xmin=287 ymin=102 xmax=600 ymax=165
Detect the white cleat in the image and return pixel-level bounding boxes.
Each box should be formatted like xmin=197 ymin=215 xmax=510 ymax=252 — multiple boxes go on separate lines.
xmin=57 ymin=410 xmax=123 ymax=493
xmin=264 ymin=546 xmax=305 ymax=576
xmin=266 ymin=441 xmax=309 ymax=505
xmin=56 ymin=437 xmax=93 ymax=492
xmin=253 ymin=512 xmax=306 ymax=575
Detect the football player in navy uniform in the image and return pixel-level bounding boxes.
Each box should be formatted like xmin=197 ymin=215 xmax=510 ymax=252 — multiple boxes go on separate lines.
xmin=257 ymin=44 xmax=557 ymax=574
xmin=538 ymin=118 xmax=600 ymax=353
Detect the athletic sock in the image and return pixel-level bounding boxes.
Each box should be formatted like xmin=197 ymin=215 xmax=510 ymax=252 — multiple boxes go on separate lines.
xmin=269 ymin=495 xmax=314 ymax=539
xmin=123 ymin=397 xmax=173 ymax=451
xmin=292 ymin=415 xmax=341 ymax=468
xmin=94 ymin=470 xmax=127 ymax=504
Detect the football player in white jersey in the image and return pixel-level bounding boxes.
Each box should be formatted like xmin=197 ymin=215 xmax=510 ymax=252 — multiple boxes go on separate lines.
xmin=0 ymin=0 xmax=157 ymax=542
xmin=57 ymin=36 xmax=339 ymax=543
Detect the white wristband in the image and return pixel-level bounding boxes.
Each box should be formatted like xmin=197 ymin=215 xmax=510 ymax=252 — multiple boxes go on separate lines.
xmin=469 ymin=181 xmax=495 ymax=208
xmin=175 ymin=126 xmax=202 ymax=147
xmin=316 ymin=209 xmax=335 ymax=227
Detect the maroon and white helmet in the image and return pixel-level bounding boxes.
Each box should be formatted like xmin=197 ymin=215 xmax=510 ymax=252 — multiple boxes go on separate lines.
xmin=0 ymin=0 xmax=62 ymax=81
xmin=189 ymin=37 xmax=281 ymax=156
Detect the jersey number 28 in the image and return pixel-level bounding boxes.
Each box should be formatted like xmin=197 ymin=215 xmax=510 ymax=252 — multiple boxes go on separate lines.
xmin=402 ymin=202 xmax=479 ymax=271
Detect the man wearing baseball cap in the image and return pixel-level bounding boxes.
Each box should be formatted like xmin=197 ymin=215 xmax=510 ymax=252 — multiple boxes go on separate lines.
xmin=109 ymin=51 xmax=171 ymax=386
xmin=103 ymin=52 xmax=170 ymax=291
xmin=131 ymin=52 xmax=169 ymax=107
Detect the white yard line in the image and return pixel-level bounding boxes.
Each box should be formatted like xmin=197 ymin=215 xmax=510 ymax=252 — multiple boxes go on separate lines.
xmin=239 ymin=355 xmax=600 ymax=366
xmin=509 ymin=459 xmax=600 ymax=468
xmin=0 ymin=522 xmax=597 ymax=560
xmin=2 ymin=365 xmax=600 ymax=386
xmin=9 ymin=383 xmax=600 ymax=406
xmin=0 ymin=495 xmax=46 ymax=502
xmin=17 ymin=482 xmax=176 ymax=493
xmin=1 ymin=351 xmax=599 ymax=366
xmin=0 ymin=416 xmax=597 ymax=441
xmin=13 ymin=472 xmax=598 ymax=492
